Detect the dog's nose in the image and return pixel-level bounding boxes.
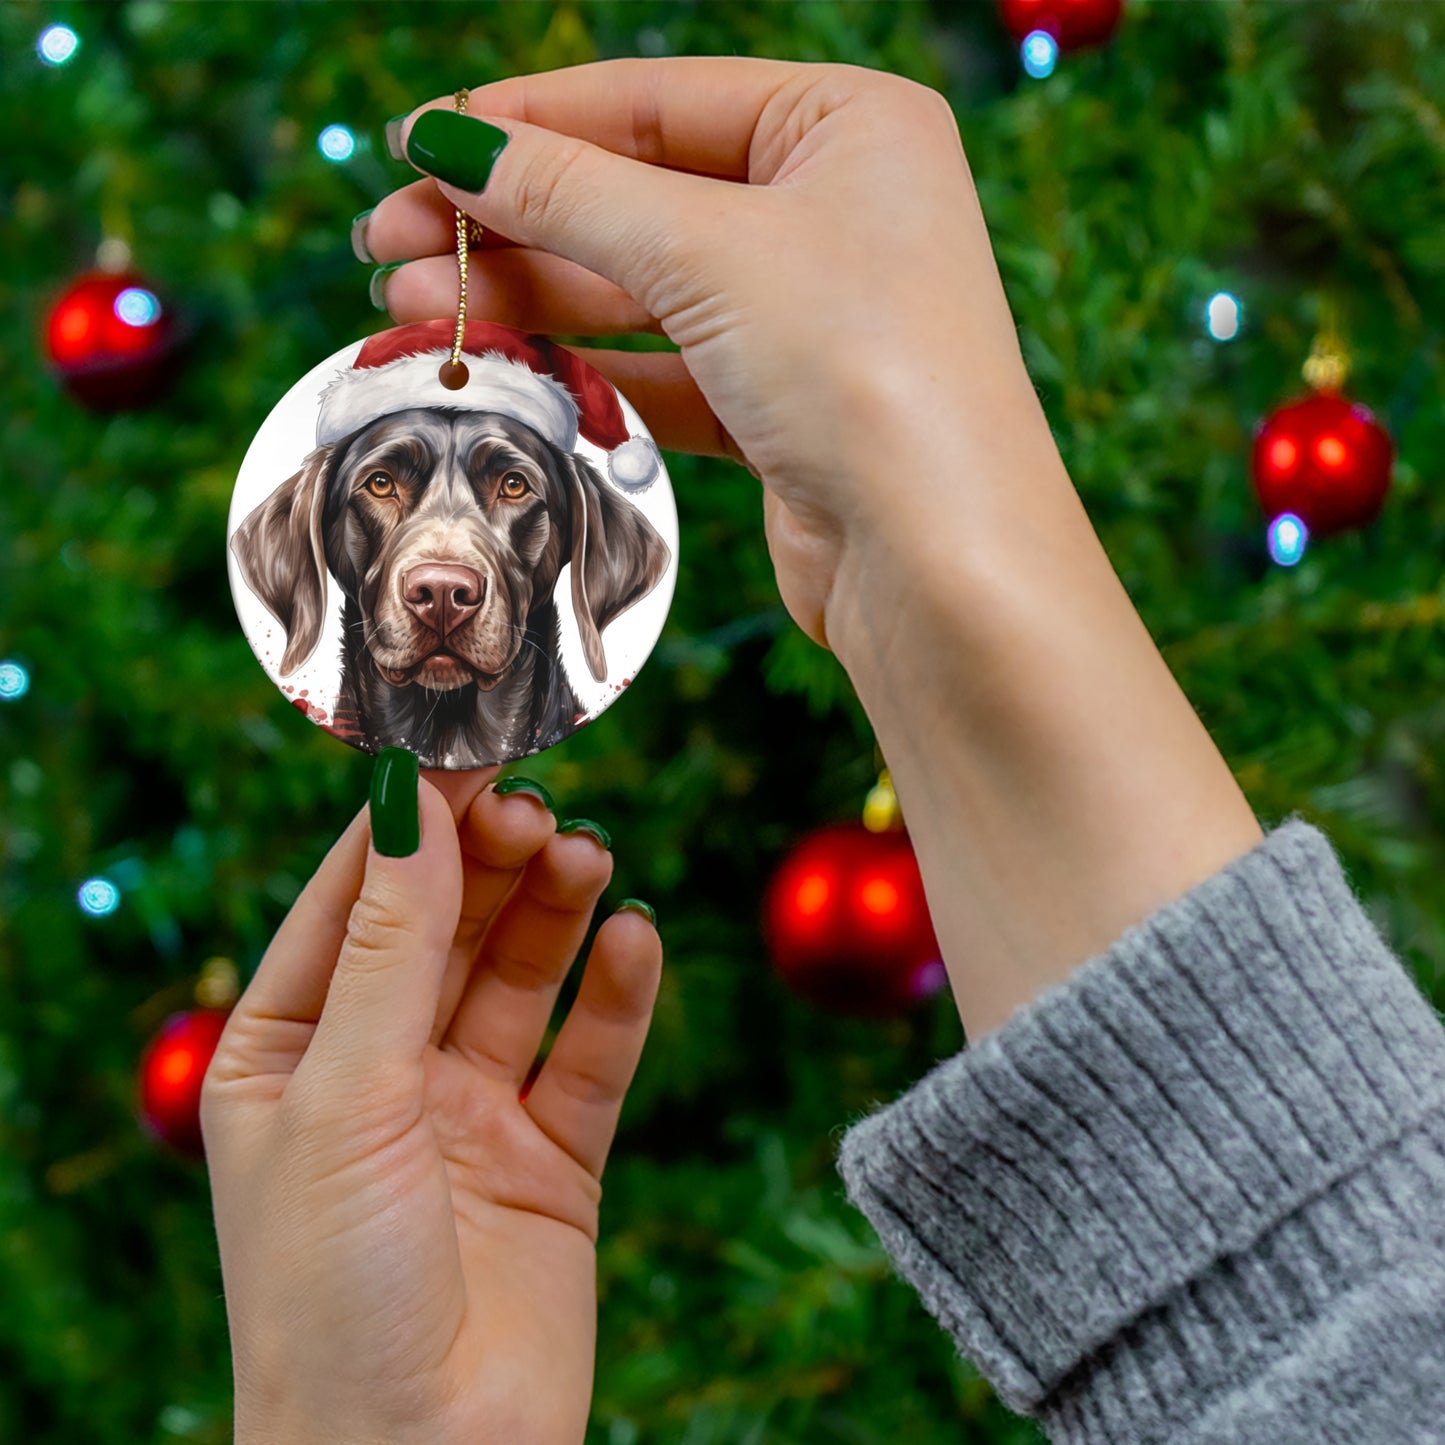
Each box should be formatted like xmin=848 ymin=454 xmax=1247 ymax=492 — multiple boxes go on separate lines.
xmin=402 ymin=564 xmax=485 ymax=638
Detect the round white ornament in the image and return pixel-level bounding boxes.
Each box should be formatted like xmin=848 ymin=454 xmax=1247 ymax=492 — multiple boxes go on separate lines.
xmin=227 ymin=320 xmax=677 ymax=768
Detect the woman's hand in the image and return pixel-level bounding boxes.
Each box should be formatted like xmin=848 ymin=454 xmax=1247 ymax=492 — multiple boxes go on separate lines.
xmin=362 ymin=59 xmax=1263 ymax=1040
xmin=361 ymin=56 xmax=1049 ymax=661
xmin=202 ymin=767 xmax=661 ymax=1445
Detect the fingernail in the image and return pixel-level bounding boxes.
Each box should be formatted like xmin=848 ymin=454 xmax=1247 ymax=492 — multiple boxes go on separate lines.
xmin=384 ymin=113 xmax=409 ymax=162
xmin=493 ymin=775 xmax=555 ymax=812
xmin=370 ymin=747 xmax=420 ymax=857
xmin=369 ymin=262 xmax=404 ymax=312
xmin=616 ymin=897 xmax=656 ymax=926
xmin=558 ymin=818 xmax=612 ymax=851
xmin=405 ymin=110 xmax=510 ymax=192
xmin=350 ymin=208 xmax=375 ymax=264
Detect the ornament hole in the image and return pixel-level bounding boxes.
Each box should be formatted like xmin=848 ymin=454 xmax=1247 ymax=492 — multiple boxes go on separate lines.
xmin=438 ymin=359 xmax=470 ymax=391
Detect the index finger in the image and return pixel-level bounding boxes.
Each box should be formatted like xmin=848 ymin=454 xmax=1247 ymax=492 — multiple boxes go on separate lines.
xmin=407 ymin=55 xmax=809 ymax=181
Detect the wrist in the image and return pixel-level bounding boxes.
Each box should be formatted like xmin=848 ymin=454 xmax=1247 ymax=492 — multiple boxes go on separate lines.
xmin=824 ymin=376 xmax=1079 ymax=682
xmin=825 ymin=429 xmax=1262 ymax=1039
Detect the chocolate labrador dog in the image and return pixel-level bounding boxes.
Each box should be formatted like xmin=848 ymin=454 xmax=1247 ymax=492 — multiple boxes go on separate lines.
xmin=231 ymin=408 xmax=671 ymax=767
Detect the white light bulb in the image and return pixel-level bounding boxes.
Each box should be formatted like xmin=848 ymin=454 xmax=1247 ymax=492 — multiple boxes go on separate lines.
xmin=1022 ymin=30 xmax=1059 ymax=80
xmin=318 ymin=125 xmax=357 ymax=163
xmin=1267 ymin=512 xmax=1308 ymax=567
xmin=1205 ymin=291 xmax=1242 ymax=342
xmin=38 ymin=24 xmax=79 ymax=66
xmin=78 ymin=878 xmax=122 ymax=917
xmin=0 ymin=661 xmax=29 ymax=700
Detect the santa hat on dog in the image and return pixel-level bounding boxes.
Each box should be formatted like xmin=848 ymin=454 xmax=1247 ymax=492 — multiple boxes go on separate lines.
xmin=315 ymin=319 xmax=660 ymax=493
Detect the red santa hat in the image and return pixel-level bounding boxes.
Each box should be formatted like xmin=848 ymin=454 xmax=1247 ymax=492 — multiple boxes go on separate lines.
xmin=315 ymin=319 xmax=660 ymax=492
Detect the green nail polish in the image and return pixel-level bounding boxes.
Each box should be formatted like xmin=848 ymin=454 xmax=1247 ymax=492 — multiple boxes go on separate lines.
xmin=384 ymin=113 xmax=409 ymax=162
xmin=617 ymin=897 xmax=656 ymax=926
xmin=405 ymin=110 xmax=510 ymax=192
xmin=558 ymin=818 xmax=612 ymax=851
xmin=369 ymin=261 xmax=403 ymax=312
xmin=350 ymin=208 xmax=375 ymax=264
xmin=493 ymin=775 xmax=556 ymax=811
xmin=370 ymin=747 xmax=420 ymax=857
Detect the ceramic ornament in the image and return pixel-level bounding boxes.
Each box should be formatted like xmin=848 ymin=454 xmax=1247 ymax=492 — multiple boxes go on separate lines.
xmin=227 ymin=319 xmax=677 ymax=768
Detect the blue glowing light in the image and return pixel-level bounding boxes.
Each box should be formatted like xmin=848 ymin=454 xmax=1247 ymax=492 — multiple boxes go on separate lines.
xmin=114 ymin=287 xmax=161 ymax=328
xmin=1267 ymin=512 xmax=1308 ymax=567
xmin=318 ymin=124 xmax=357 ymax=162
xmin=0 ymin=661 xmax=29 ymax=700
xmin=1205 ymin=291 xmax=1242 ymax=342
xmin=38 ymin=24 xmax=79 ymax=66
xmin=78 ymin=878 xmax=121 ymax=917
xmin=1021 ymin=30 xmax=1059 ymax=79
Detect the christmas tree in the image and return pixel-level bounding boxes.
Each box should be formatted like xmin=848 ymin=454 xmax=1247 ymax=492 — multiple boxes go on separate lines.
xmin=2 ymin=3 xmax=1443 ymax=1441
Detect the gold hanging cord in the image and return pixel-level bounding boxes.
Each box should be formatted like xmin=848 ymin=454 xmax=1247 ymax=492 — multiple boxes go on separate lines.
xmin=439 ymin=88 xmax=485 ymax=390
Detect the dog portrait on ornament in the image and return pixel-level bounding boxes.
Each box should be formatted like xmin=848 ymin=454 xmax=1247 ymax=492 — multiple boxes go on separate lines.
xmin=227 ymin=321 xmax=677 ymax=769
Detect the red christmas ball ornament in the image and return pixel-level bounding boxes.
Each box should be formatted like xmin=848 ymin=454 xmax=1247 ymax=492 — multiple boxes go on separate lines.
xmin=1251 ymin=392 xmax=1393 ymax=537
xmin=763 ymin=822 xmax=945 ymax=1017
xmin=44 ymin=269 xmax=181 ymax=410
xmin=137 ymin=1008 xmax=230 ymax=1157
xmin=998 ymin=0 xmax=1124 ymax=50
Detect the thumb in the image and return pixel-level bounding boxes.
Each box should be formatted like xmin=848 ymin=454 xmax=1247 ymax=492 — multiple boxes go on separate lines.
xmin=303 ymin=751 xmax=463 ymax=1086
xmin=397 ymin=106 xmax=736 ymax=316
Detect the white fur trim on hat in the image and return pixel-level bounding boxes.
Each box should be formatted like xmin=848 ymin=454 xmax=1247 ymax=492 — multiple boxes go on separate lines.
xmin=607 ymin=436 xmax=661 ymax=493
xmin=316 ymin=348 xmax=581 ymax=449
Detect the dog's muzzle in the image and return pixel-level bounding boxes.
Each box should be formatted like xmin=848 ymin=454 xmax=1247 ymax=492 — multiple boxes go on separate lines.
xmin=375 ymin=562 xmax=509 ymax=692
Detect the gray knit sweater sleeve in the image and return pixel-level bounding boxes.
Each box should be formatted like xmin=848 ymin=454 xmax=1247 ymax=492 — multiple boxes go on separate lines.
xmin=836 ymin=817 xmax=1445 ymax=1443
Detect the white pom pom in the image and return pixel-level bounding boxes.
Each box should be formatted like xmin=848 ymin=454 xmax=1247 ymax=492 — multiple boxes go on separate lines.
xmin=607 ymin=436 xmax=660 ymax=493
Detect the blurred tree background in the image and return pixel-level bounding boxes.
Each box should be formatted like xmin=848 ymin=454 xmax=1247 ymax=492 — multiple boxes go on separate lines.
xmin=2 ymin=1 xmax=1444 ymax=1441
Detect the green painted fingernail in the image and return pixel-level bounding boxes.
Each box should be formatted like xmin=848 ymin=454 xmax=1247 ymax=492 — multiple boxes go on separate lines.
xmin=617 ymin=898 xmax=656 ymax=926
xmin=370 ymin=747 xmax=420 ymax=857
xmin=405 ymin=110 xmax=510 ymax=192
xmin=493 ymin=775 xmax=555 ymax=811
xmin=369 ymin=261 xmax=403 ymax=311
xmin=558 ymin=818 xmax=612 ymax=851
xmin=350 ymin=208 xmax=375 ymax=264
xmin=384 ymin=114 xmax=409 ymax=162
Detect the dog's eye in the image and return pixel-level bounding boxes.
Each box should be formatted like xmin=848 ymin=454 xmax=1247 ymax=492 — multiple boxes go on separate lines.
xmin=363 ymin=471 xmax=397 ymax=499
xmin=499 ymin=471 xmax=529 ymax=499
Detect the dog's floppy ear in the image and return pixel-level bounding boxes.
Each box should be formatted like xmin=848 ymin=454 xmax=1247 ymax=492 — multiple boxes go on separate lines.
xmin=230 ymin=444 xmax=332 ymax=677
xmin=564 ymin=452 xmax=671 ymax=682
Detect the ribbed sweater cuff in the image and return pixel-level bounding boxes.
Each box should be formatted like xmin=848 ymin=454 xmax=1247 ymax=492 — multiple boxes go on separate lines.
xmin=836 ymin=816 xmax=1445 ymax=1426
